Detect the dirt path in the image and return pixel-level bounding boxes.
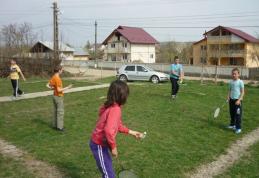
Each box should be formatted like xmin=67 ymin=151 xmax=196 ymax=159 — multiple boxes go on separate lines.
xmin=189 ymin=127 xmax=259 ymax=178
xmin=0 ymin=138 xmax=65 ymax=178
xmin=0 ymin=83 xmax=110 ymax=102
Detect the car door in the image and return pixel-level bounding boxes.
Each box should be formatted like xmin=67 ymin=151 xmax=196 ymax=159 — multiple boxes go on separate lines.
xmin=124 ymin=65 xmax=136 ymax=80
xmin=136 ymin=65 xmax=150 ymax=81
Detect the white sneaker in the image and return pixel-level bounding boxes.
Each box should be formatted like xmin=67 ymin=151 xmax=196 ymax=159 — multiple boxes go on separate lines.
xmin=11 ymin=96 xmax=17 ymax=100
xmin=235 ymin=129 xmax=242 ymax=134
xmin=172 ymin=95 xmax=176 ymax=99
xmin=227 ymin=125 xmax=236 ymax=130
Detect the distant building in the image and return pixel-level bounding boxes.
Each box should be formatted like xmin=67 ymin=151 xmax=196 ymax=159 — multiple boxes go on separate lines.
xmin=102 ymin=26 xmax=158 ymax=63
xmin=193 ymin=26 xmax=259 ymax=67
xmin=30 ymin=41 xmax=74 ymax=60
xmin=74 ymin=48 xmax=90 ymax=60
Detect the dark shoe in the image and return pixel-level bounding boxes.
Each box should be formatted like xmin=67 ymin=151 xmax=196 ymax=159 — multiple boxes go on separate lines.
xmin=18 ymin=92 xmax=25 ymax=97
xmin=56 ymin=128 xmax=64 ymax=132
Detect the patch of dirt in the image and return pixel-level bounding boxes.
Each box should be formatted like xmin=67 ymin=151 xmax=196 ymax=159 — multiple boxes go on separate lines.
xmin=0 ymin=139 xmax=65 ymax=178
xmin=188 ymin=127 xmax=259 ymax=178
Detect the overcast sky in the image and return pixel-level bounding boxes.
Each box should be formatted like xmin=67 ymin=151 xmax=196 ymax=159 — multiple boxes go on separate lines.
xmin=1 ymin=0 xmax=259 ymax=47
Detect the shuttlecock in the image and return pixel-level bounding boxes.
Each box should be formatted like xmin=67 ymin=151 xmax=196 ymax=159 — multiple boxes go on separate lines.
xmin=141 ymin=132 xmax=147 ymax=139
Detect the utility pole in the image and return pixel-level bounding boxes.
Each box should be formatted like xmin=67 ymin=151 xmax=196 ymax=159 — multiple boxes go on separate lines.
xmin=94 ymin=20 xmax=97 ymax=61
xmin=53 ymin=0 xmax=59 ymax=68
xmin=215 ymin=27 xmax=221 ymax=83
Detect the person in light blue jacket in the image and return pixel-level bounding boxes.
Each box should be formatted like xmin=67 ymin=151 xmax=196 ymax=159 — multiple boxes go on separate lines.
xmin=227 ymin=68 xmax=245 ymax=134
xmin=170 ymin=56 xmax=184 ymax=99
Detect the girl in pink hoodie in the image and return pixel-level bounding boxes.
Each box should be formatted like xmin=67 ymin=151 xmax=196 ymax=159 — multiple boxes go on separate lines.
xmin=90 ymin=80 xmax=144 ymax=178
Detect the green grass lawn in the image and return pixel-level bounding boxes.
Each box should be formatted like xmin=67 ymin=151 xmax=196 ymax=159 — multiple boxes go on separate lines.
xmin=0 ymin=79 xmax=259 ymax=177
xmin=0 ymin=76 xmax=116 ymax=97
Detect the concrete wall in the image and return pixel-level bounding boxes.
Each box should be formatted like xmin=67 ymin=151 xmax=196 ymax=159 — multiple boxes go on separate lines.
xmin=62 ymin=60 xmax=251 ymax=79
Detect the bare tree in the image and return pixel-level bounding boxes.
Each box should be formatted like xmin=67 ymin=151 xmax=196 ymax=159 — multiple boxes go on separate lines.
xmin=156 ymin=41 xmax=192 ymax=64
xmin=1 ymin=22 xmax=37 ymax=56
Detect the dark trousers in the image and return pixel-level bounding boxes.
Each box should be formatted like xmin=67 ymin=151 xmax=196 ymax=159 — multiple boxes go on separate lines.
xmin=229 ymin=99 xmax=242 ymax=129
xmin=170 ymin=77 xmax=179 ymax=96
xmin=11 ymin=79 xmax=23 ymax=97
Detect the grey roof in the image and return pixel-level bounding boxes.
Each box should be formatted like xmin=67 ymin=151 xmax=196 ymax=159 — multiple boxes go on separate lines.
xmin=74 ymin=48 xmax=89 ymax=56
xmin=38 ymin=41 xmax=75 ymax=52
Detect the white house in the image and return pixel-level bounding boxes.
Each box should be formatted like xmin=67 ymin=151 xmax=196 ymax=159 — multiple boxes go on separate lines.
xmin=102 ymin=26 xmax=158 ymax=63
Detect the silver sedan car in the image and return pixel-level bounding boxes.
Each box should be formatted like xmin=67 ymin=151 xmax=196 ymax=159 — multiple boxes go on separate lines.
xmin=116 ymin=64 xmax=169 ymax=83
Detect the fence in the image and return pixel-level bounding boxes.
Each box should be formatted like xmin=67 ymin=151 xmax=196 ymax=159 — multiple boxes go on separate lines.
xmin=61 ymin=60 xmax=253 ymax=80
xmin=0 ymin=56 xmax=61 ymax=77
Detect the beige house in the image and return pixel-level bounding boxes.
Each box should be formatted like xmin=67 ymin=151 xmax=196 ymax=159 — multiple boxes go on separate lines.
xmin=102 ymin=26 xmax=158 ymax=63
xmin=73 ymin=48 xmax=90 ymax=60
xmin=193 ymin=26 xmax=259 ymax=67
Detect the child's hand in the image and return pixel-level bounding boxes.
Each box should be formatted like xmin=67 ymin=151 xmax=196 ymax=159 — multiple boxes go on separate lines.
xmin=226 ymin=97 xmax=230 ymax=102
xmin=235 ymin=99 xmax=241 ymax=105
xmin=129 ymin=130 xmax=145 ymax=139
xmin=111 ymin=147 xmax=118 ymax=157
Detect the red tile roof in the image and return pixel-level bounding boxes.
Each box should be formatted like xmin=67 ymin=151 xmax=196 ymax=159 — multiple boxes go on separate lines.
xmin=193 ymin=37 xmax=206 ymax=45
xmin=204 ymin=26 xmax=259 ymax=43
xmin=224 ymin=26 xmax=259 ymax=43
xmin=102 ymin=26 xmax=158 ymax=45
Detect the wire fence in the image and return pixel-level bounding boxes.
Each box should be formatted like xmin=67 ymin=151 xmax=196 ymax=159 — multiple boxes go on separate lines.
xmin=0 ymin=56 xmax=61 ymax=78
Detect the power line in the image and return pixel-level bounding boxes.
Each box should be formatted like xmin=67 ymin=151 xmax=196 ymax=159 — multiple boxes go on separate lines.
xmin=62 ymin=11 xmax=259 ymax=21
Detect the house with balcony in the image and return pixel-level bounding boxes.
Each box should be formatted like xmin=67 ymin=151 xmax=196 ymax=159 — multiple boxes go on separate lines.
xmin=102 ymin=26 xmax=158 ymax=63
xmin=193 ymin=26 xmax=259 ymax=67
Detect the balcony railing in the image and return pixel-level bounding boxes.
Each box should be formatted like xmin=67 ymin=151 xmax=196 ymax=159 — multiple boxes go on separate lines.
xmin=207 ymin=35 xmax=245 ymax=44
xmin=208 ymin=50 xmax=245 ymax=58
xmin=106 ymin=47 xmax=130 ymax=54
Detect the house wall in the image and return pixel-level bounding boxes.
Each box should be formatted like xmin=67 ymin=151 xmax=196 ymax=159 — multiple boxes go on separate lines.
xmin=193 ymin=37 xmax=259 ymax=67
xmin=130 ymin=44 xmax=156 ymax=63
xmin=104 ymin=34 xmax=156 ymax=63
xmin=193 ymin=40 xmax=207 ymax=65
xmin=60 ymin=52 xmax=74 ymax=60
xmin=106 ymin=36 xmax=130 ymax=54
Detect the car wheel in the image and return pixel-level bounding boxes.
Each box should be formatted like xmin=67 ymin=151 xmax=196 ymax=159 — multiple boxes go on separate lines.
xmin=151 ymin=75 xmax=159 ymax=84
xmin=119 ymin=75 xmax=128 ymax=82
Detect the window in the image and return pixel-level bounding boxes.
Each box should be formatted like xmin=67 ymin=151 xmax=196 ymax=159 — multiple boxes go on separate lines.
xmin=200 ymin=57 xmax=207 ymax=64
xmin=137 ymin=66 xmax=147 ymax=72
xmin=125 ymin=66 xmax=135 ymax=71
xmin=123 ymin=43 xmax=127 ymax=48
xmin=150 ymin=54 xmax=154 ymax=58
xmin=111 ymin=55 xmax=116 ymax=61
xmin=123 ymin=54 xmax=127 ymax=60
xmin=111 ymin=43 xmax=115 ymax=48
xmin=230 ymin=58 xmax=237 ymax=65
xmin=201 ymin=45 xmax=207 ymax=50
